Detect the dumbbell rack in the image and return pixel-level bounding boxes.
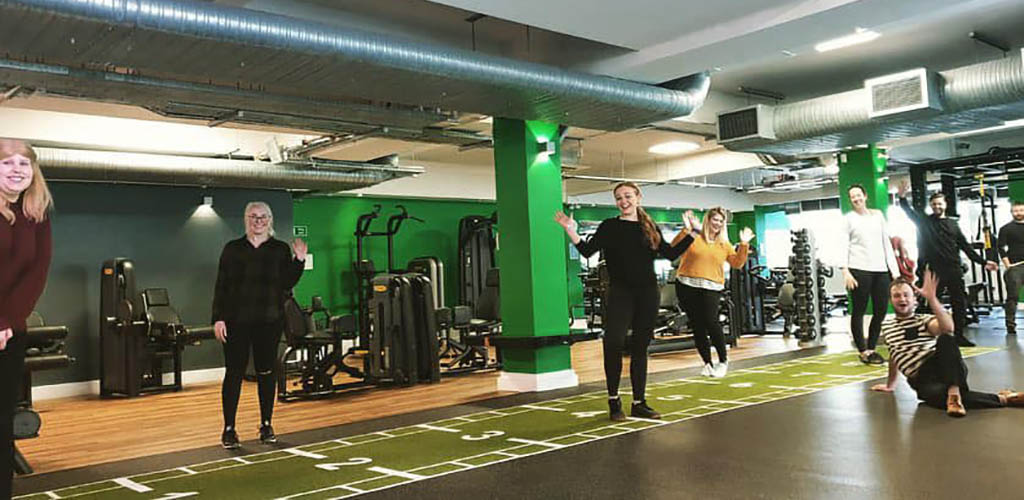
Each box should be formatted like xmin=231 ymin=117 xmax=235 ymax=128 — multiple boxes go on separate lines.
xmin=790 ymin=229 xmax=825 ymax=344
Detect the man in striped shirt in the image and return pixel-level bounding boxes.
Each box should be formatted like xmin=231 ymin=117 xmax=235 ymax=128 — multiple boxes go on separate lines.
xmin=871 ymin=271 xmax=1024 ymax=417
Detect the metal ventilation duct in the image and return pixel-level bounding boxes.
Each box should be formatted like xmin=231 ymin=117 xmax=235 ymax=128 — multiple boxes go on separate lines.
xmin=720 ymin=51 xmax=1024 ymax=155
xmin=35 ymin=147 xmax=422 ymax=191
xmin=0 ymin=0 xmax=710 ymax=131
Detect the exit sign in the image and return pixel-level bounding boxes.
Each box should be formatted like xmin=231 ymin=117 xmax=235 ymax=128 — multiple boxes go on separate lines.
xmin=293 ymin=226 xmax=308 ymax=237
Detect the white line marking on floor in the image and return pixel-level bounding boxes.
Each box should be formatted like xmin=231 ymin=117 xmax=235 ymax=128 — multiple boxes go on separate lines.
xmin=375 ymin=431 xmax=395 ymax=438
xmin=507 ymin=438 xmax=565 ymax=449
xmin=699 ymin=398 xmax=750 ymax=405
xmin=448 ymin=461 xmax=475 ymax=469
xmin=453 ymin=416 xmax=476 ymax=422
xmin=576 ymin=433 xmax=601 ymax=439
xmin=284 ymin=448 xmax=328 ymax=460
xmin=679 ymin=378 xmax=721 ymax=385
xmin=627 ymin=417 xmax=665 ymax=424
xmin=233 ymin=457 xmax=252 ymax=465
xmin=178 ymin=467 xmax=197 ymax=475
xmin=417 ymin=424 xmax=461 ymax=433
xmin=44 ymin=492 xmax=60 ymax=499
xmin=113 ymin=478 xmax=153 ymax=493
xmin=494 ymin=451 xmax=518 ymax=457
xmin=334 ymin=439 xmax=353 ymax=445
xmin=522 ymin=404 xmax=565 ymax=412
xmin=367 ymin=466 xmax=427 ymax=481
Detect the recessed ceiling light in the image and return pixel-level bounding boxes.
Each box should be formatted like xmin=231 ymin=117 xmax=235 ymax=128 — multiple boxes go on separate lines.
xmin=814 ymin=28 xmax=880 ymax=53
xmin=648 ymin=141 xmax=700 ymax=155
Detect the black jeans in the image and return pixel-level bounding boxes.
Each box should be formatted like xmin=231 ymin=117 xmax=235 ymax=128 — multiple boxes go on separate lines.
xmin=603 ymin=285 xmax=659 ymax=402
xmin=931 ymin=263 xmax=969 ymax=338
xmin=222 ymin=321 xmax=282 ymax=430
xmin=849 ymin=269 xmax=890 ymax=352
xmin=0 ymin=331 xmax=27 ymax=499
xmin=1004 ymin=265 xmax=1024 ymax=332
xmin=676 ymin=283 xmax=727 ymax=365
xmin=908 ymin=335 xmax=1002 ymax=410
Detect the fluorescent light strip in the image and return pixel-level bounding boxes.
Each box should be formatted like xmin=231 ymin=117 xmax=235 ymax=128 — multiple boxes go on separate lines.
xmin=648 ymin=141 xmax=700 ymax=155
xmin=815 ymin=28 xmax=880 ymax=53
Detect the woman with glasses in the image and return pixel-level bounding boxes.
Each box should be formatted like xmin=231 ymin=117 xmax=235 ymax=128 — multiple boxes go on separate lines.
xmin=212 ymin=201 xmax=306 ymax=448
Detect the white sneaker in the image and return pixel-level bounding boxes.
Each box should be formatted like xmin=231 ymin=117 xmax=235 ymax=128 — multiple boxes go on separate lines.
xmin=700 ymin=363 xmax=714 ymax=377
xmin=713 ymin=361 xmax=729 ymax=378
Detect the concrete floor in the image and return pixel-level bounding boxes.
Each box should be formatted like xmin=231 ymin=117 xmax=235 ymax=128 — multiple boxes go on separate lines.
xmin=366 ymin=315 xmax=1024 ymax=500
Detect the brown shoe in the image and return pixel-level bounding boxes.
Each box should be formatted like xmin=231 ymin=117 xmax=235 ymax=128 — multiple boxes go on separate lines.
xmin=946 ymin=395 xmax=967 ymax=417
xmin=998 ymin=390 xmax=1024 ymax=407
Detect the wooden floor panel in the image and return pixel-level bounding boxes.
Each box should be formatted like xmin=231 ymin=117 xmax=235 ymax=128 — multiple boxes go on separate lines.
xmin=20 ymin=336 xmax=806 ymax=474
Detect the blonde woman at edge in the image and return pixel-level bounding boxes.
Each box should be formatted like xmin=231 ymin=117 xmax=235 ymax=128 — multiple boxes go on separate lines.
xmin=841 ymin=184 xmax=900 ymax=365
xmin=672 ymin=208 xmax=754 ymax=377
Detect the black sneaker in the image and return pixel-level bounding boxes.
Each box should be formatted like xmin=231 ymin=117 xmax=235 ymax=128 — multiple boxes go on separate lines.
xmin=630 ymin=401 xmax=661 ymax=419
xmin=259 ymin=425 xmax=277 ymax=444
xmin=956 ymin=336 xmax=976 ymax=347
xmin=221 ymin=429 xmax=240 ymax=450
xmin=1007 ymin=326 xmax=1017 ymax=336
xmin=866 ymin=351 xmax=886 ymax=365
xmin=858 ymin=352 xmax=873 ymax=365
xmin=608 ymin=398 xmax=627 ymax=422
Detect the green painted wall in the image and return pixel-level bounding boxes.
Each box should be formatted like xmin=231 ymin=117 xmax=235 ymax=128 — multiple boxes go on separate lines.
xmin=292 ymin=196 xmax=497 ymax=315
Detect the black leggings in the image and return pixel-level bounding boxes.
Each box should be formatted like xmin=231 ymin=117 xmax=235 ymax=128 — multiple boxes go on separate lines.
xmin=222 ymin=321 xmax=282 ymax=430
xmin=0 ymin=332 xmax=26 ymax=499
xmin=676 ymin=283 xmax=727 ymax=364
xmin=849 ymin=269 xmax=890 ymax=352
xmin=908 ymin=335 xmax=1003 ymax=410
xmin=603 ymin=285 xmax=659 ymax=402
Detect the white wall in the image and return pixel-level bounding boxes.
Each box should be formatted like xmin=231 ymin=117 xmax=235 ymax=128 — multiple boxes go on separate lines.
xmin=350 ymin=160 xmax=496 ymax=200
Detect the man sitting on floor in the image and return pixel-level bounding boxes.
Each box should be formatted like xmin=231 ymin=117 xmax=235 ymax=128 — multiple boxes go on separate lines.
xmin=871 ymin=271 xmax=1024 ymax=417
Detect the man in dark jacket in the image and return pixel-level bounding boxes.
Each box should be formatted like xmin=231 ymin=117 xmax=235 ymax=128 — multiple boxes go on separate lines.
xmin=897 ymin=181 xmax=997 ymax=347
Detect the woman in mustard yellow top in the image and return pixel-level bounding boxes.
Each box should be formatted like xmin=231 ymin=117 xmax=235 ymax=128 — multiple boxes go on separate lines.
xmin=671 ymin=207 xmax=754 ymax=378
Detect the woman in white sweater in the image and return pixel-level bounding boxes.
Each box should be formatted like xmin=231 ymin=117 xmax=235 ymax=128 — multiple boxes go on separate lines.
xmin=841 ymin=184 xmax=900 ymax=365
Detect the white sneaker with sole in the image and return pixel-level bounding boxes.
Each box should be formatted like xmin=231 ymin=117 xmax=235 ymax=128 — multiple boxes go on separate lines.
xmin=713 ymin=361 xmax=729 ymax=378
xmin=700 ymin=363 xmax=714 ymax=377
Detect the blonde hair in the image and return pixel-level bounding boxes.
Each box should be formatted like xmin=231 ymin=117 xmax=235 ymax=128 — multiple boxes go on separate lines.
xmin=0 ymin=139 xmax=52 ymax=225
xmin=702 ymin=207 xmax=731 ymax=245
xmin=244 ymin=201 xmax=275 ymax=237
xmin=613 ymin=182 xmax=661 ymax=250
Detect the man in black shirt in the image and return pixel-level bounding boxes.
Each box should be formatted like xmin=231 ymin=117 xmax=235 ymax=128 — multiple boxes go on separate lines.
xmin=997 ymin=201 xmax=1024 ymax=334
xmin=897 ymin=182 xmax=997 ymax=347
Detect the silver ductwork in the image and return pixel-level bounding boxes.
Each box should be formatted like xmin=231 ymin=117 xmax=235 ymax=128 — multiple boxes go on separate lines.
xmin=720 ymin=50 xmax=1024 ymax=155
xmin=0 ymin=0 xmax=710 ymax=131
xmin=35 ymin=148 xmax=422 ymax=191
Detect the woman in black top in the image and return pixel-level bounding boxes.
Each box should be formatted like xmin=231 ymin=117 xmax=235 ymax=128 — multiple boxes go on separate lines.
xmin=556 ymin=182 xmax=695 ymax=421
xmin=213 ymin=201 xmax=306 ymax=449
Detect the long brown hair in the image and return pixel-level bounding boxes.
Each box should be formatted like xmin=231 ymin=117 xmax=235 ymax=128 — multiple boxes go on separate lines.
xmin=613 ymin=182 xmax=661 ymax=250
xmin=0 ymin=139 xmax=52 ymax=225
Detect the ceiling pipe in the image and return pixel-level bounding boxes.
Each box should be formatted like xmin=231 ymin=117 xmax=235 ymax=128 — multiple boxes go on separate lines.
xmin=35 ymin=147 xmax=422 ymax=192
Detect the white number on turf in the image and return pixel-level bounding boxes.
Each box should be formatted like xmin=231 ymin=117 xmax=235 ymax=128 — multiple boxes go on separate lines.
xmin=461 ymin=431 xmax=505 ymax=441
xmin=657 ymin=395 xmax=687 ymax=401
xmin=316 ymin=458 xmax=373 ymax=471
xmin=571 ymin=411 xmax=605 ymax=418
xmin=154 ymin=494 xmax=198 ymax=499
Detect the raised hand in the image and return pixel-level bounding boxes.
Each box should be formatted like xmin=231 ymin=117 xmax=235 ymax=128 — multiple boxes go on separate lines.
xmin=554 ymin=211 xmax=577 ymax=233
xmin=897 ymin=179 xmax=910 ymax=199
xmin=739 ymin=227 xmax=755 ymax=244
xmin=918 ymin=269 xmax=939 ymax=302
xmin=292 ymin=237 xmax=308 ymax=261
xmin=684 ymin=210 xmax=701 ymax=232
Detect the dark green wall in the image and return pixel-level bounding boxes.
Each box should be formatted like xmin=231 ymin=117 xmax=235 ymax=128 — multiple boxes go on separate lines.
xmin=34 ymin=183 xmax=294 ymax=385
xmin=292 ymin=196 xmax=498 ymax=316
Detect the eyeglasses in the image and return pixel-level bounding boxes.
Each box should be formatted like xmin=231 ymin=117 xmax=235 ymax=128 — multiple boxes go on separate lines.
xmin=247 ymin=215 xmax=270 ymax=222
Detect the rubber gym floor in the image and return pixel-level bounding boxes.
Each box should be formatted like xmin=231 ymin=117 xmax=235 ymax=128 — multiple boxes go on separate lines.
xmin=15 ymin=320 xmax=1024 ymax=500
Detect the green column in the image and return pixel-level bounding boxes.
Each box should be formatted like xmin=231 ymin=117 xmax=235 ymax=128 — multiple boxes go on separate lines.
xmin=838 ymin=145 xmax=889 ymax=213
xmin=838 ymin=145 xmax=890 ymax=314
xmin=1009 ymin=177 xmax=1024 ymax=203
xmin=493 ymin=118 xmax=577 ymax=392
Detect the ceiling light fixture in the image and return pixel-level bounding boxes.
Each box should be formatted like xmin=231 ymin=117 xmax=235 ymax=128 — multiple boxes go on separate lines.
xmin=648 ymin=141 xmax=700 ymax=155
xmin=814 ymin=28 xmax=880 ymax=53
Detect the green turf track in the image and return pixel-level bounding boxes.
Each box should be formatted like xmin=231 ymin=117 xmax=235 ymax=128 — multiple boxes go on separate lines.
xmin=18 ymin=347 xmax=997 ymax=500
